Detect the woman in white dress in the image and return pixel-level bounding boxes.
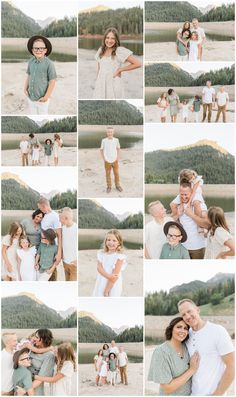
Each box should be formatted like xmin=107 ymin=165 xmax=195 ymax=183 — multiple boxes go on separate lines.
xmin=53 ymin=133 xmax=63 ymax=166
xmin=93 ymin=27 xmax=141 ymax=99
xmin=93 ymin=229 xmax=127 ymax=297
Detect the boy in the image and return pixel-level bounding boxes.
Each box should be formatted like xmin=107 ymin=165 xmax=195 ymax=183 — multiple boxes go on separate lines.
xmin=59 ymin=207 xmax=77 ymax=281
xmin=160 ymin=221 xmax=190 ymax=259
xmin=1 ymin=332 xmax=18 ymax=395
xmin=100 ymin=127 xmax=122 ymax=193
xmin=19 ymin=136 xmax=29 ymax=166
xmin=24 ymin=35 xmax=57 ymax=115
xmin=118 ymin=346 xmax=128 ymax=385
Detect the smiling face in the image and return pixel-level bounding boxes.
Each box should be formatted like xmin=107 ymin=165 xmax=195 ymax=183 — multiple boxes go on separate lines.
xmin=171 ymin=320 xmax=189 ymax=342
xmin=191 ymin=32 xmax=198 ymax=41
xmin=20 ymin=238 xmax=30 ymax=249
xmin=34 ymin=213 xmax=43 ymax=224
xmin=178 ymin=301 xmax=201 ymax=330
xmin=32 ymin=39 xmax=47 ymax=59
xmin=150 ymin=203 xmax=166 ymax=219
xmin=18 ymin=352 xmax=31 ymax=367
xmin=106 ymin=128 xmax=114 ymax=139
xmin=179 ymin=185 xmax=192 ymax=203
xmin=15 ymin=226 xmax=23 ymax=237
xmin=105 ymin=32 xmax=116 ymax=48
xmin=105 ymin=233 xmax=119 ymax=252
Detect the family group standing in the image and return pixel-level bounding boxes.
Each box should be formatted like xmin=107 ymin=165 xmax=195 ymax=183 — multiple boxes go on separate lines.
xmin=19 ymin=133 xmax=63 ymax=166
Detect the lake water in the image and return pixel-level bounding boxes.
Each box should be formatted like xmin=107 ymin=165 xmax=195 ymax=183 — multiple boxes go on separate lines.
xmin=79 ymin=129 xmax=143 ymax=149
xmin=79 ymin=351 xmax=143 ymax=364
xmin=2 ymin=48 xmax=76 ymax=62
xmin=145 ymin=29 xmax=234 ymax=43
xmin=79 ymin=234 xmax=142 ymax=250
xmin=79 ymin=37 xmax=143 ymax=55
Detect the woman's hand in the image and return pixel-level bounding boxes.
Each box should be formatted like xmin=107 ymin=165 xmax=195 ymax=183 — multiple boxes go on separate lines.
xmin=190 ymin=351 xmax=200 ymax=373
xmin=113 ymin=68 xmax=122 ymax=78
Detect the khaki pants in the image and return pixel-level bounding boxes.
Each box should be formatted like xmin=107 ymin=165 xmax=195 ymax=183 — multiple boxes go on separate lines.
xmin=188 ymin=248 xmax=205 ymax=260
xmin=120 ymin=365 xmax=128 ymax=384
xmin=202 ymin=103 xmax=212 ymax=122
xmin=104 ymin=160 xmax=120 ymax=188
xmin=1 ymin=391 xmax=14 ymax=396
xmin=216 ymin=105 xmax=226 ymax=122
xmin=22 ymin=153 xmax=28 ymax=166
xmin=63 ymin=262 xmax=77 ymax=281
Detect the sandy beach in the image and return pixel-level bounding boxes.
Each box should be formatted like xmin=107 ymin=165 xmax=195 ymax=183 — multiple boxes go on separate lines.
xmin=79 ymin=248 xmax=143 ymax=297
xmin=145 ymin=21 xmax=235 ymax=61
xmin=79 ymin=148 xmax=143 ymax=197
xmin=1 ymin=147 xmax=77 ymax=166
xmin=1 ymin=62 xmax=77 ymax=115
xmin=79 ymin=363 xmax=143 ymax=395
xmin=78 ymin=49 xmax=143 ymax=99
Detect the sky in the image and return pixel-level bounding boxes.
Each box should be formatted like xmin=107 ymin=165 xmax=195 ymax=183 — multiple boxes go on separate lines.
xmin=94 ymin=198 xmax=143 ymax=215
xmin=28 ymin=115 xmax=67 ymax=124
xmin=78 ymin=0 xmax=143 ymax=12
xmin=145 ymin=123 xmax=235 ymax=155
xmin=145 ymin=261 xmax=234 ymax=293
xmin=79 ymin=298 xmax=144 ymax=328
xmin=189 ymin=0 xmax=232 ymax=7
xmin=12 ymin=0 xmax=77 ymax=19
xmin=178 ymin=62 xmax=235 ymax=75
xmin=2 ymin=167 xmax=77 ymax=193
xmin=1 ymin=283 xmax=76 ymax=311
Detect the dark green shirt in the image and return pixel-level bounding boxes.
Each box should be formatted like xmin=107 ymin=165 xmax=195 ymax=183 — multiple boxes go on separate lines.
xmin=193 ymin=99 xmax=201 ymax=112
xmin=13 ymin=366 xmax=32 ymax=391
xmin=38 ymin=242 xmax=58 ymax=272
xmin=27 ymin=56 xmax=57 ymax=101
xmin=109 ymin=358 xmax=117 ymax=372
xmin=44 ymin=143 xmax=53 ymax=156
xmin=160 ymin=243 xmax=190 ymax=259
xmin=176 ymin=39 xmax=189 ymax=56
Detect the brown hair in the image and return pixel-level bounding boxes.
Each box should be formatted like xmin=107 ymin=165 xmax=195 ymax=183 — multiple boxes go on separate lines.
xmin=179 ymin=169 xmax=197 ymax=184
xmin=19 ymin=235 xmax=32 ymax=249
xmin=13 ymin=348 xmax=30 ymax=369
xmin=57 ymin=343 xmax=76 ymax=371
xmin=100 ymin=27 xmax=120 ymax=58
xmin=42 ymin=229 xmax=56 ymax=245
xmin=165 ymin=317 xmax=189 ymax=341
xmin=182 ymin=21 xmax=191 ymax=30
xmin=8 ymin=222 xmax=24 ymax=246
xmin=103 ymin=229 xmax=123 ymax=252
xmin=208 ymin=206 xmax=230 ymax=235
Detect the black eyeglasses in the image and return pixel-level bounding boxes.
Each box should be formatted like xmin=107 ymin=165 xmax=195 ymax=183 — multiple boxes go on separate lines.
xmin=19 ymin=356 xmax=31 ymax=362
xmin=32 ymin=47 xmax=46 ymax=52
xmin=167 ymin=233 xmax=181 ymax=240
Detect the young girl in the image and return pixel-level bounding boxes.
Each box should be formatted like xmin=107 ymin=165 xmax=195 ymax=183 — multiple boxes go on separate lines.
xmin=98 ymin=357 xmax=109 ymax=386
xmin=181 ymin=99 xmax=189 ymax=122
xmin=17 ymin=332 xmax=54 ymax=354
xmin=108 ymin=353 xmax=118 ymax=386
xmin=192 ymin=95 xmax=201 ymax=122
xmin=53 ymin=134 xmax=63 ymax=166
xmin=2 ymin=222 xmax=24 ymax=281
xmin=32 ymin=143 xmax=41 ymax=166
xmin=204 ymin=207 xmax=235 ymax=259
xmin=34 ymin=342 xmax=76 ymax=396
xmin=157 ymin=92 xmax=169 ymax=123
xmin=92 ymin=229 xmax=127 ymax=297
xmin=94 ymin=349 xmax=104 ymax=386
xmin=176 ymin=29 xmax=191 ymax=61
xmin=35 ymin=229 xmax=58 ymax=281
xmin=44 ymin=139 xmax=53 ymax=166
xmin=17 ymin=236 xmax=37 ymax=281
xmin=93 ymin=27 xmax=141 ymax=99
xmin=189 ymin=31 xmax=201 ymax=61
xmin=12 ymin=348 xmax=34 ymax=396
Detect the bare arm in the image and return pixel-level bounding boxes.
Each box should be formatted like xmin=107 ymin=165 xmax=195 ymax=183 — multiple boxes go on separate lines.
xmin=97 ymin=261 xmax=118 ymax=282
xmin=184 ymin=206 xmax=210 ymax=228
xmin=26 ymin=388 xmax=34 ymax=396
xmin=95 ymin=62 xmax=100 ymax=79
xmin=117 ymin=148 xmax=121 ymax=161
xmin=170 ymin=202 xmax=178 ymax=218
xmin=113 ymin=55 xmax=141 ymax=77
xmin=212 ymin=352 xmax=235 ymax=395
xmin=39 ymin=80 xmax=56 ymax=102
xmin=35 ymin=253 xmax=39 ymax=270
xmin=176 ymin=31 xmax=187 ymax=46
xmin=100 ymin=149 xmax=105 ymax=161
xmin=23 ymin=343 xmax=53 ymax=353
xmin=17 ymin=256 xmax=22 ymax=281
xmin=24 ymin=75 xmax=29 ymax=96
xmin=2 ymin=245 xmax=13 ymax=273
xmin=189 ymin=181 xmax=201 ymax=203
xmin=144 ymin=245 xmax=151 ymax=259
xmin=35 ymin=373 xmax=64 ymax=384
xmin=216 ymin=238 xmax=235 ymax=259
xmin=54 ymin=228 xmax=62 ymax=263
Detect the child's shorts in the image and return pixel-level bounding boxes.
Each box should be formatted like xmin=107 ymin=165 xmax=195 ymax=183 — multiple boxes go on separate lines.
xmin=27 ymin=97 xmax=50 ymax=115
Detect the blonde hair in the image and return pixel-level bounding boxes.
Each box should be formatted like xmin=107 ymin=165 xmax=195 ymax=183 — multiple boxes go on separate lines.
xmin=8 ymin=222 xmax=24 ymax=246
xmin=38 ymin=197 xmax=49 ymax=206
xmin=148 ymin=200 xmax=161 ymax=214
xmin=57 ymin=343 xmax=76 ymax=372
xmin=177 ymin=298 xmax=198 ymax=310
xmin=179 ymin=169 xmax=197 ymax=184
xmin=19 ymin=235 xmax=32 ymax=249
xmin=208 ymin=207 xmax=230 ymax=235
xmin=2 ymin=333 xmax=17 ymax=346
xmin=103 ymin=229 xmax=123 ymax=252
xmin=60 ymin=207 xmax=73 ymax=219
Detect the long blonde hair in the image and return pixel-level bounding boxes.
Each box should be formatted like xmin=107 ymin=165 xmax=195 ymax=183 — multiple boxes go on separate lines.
xmin=100 ymin=27 xmax=120 ymax=58
xmin=8 ymin=222 xmax=24 ymax=246
xmin=208 ymin=207 xmax=230 ymax=235
xmin=103 ymin=229 xmax=123 ymax=252
xmin=57 ymin=343 xmax=76 ymax=372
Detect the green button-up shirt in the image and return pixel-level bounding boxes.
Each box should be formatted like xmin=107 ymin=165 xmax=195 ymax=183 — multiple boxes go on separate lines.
xmin=38 ymin=242 xmax=58 ymax=272
xmin=44 ymin=143 xmax=53 ymax=156
xmin=13 ymin=366 xmax=32 ymax=391
xmin=27 ymin=56 xmax=57 ymax=101
xmin=160 ymin=242 xmax=190 ymax=259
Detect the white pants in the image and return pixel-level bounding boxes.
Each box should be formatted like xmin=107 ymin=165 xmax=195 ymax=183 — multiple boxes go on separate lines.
xmin=194 ymin=111 xmax=200 ymax=122
xmin=109 ymin=371 xmax=117 ymax=384
xmin=178 ymin=54 xmax=189 ymax=61
xmin=28 ymin=97 xmax=49 ymax=115
xmin=44 ymin=155 xmax=51 ymax=166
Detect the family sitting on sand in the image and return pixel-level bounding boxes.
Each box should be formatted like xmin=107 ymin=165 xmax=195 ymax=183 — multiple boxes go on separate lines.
xmin=93 ymin=27 xmax=141 ymax=99
xmin=1 ymin=199 xmax=77 ymax=282
xmin=1 ymin=329 xmax=76 ymax=396
xmin=19 ymin=133 xmax=63 ymax=166
xmin=145 ymin=168 xmax=235 ymax=260
xmin=176 ymin=19 xmax=206 ymax=61
xmin=94 ymin=340 xmax=128 ymax=387
xmin=148 ymin=299 xmax=234 ymax=396
xmin=157 ymin=83 xmax=229 ymax=123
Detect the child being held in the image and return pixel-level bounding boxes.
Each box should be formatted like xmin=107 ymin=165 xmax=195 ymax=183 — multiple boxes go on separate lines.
xmin=17 ymin=236 xmax=37 ymax=281
xmin=160 ymin=221 xmax=190 ymax=259
xmin=35 ymin=229 xmax=58 ymax=281
xmin=108 ymin=353 xmax=117 ymax=386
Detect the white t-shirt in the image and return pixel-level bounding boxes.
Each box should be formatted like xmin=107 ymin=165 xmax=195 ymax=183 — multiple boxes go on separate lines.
xmin=62 ymin=223 xmax=77 ymax=263
xmin=110 ymin=346 xmax=119 ymax=355
xmin=180 ymin=203 xmax=207 ymax=250
xmin=186 ymin=321 xmax=234 ymax=396
xmin=145 ymin=217 xmax=172 ymax=259
xmin=202 ymin=86 xmax=216 ymax=104
xmin=204 ymin=227 xmax=233 ymax=259
xmin=41 ymin=211 xmax=61 ymax=230
xmin=101 ymin=137 xmax=120 ymax=163
xmin=20 ymin=140 xmax=29 ymax=153
xmin=216 ymin=91 xmax=229 ymax=106
xmin=1 ymin=349 xmax=14 ymax=392
xmin=191 ymin=26 xmax=206 ymax=42
xmin=118 ymin=351 xmax=128 ymax=367
xmin=51 ymin=361 xmax=74 ymax=396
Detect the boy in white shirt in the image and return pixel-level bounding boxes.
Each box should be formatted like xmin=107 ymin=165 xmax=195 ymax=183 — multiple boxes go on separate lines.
xmin=215 ymin=86 xmax=229 ymax=123
xmin=100 ymin=127 xmax=122 ymax=193
xmin=202 ymin=80 xmax=215 ymax=122
xmin=19 ymin=136 xmax=29 ymax=166
xmin=59 ymin=207 xmax=77 ymax=281
xmin=1 ymin=333 xmax=18 ymax=395
xmin=118 ymin=346 xmax=128 ymax=385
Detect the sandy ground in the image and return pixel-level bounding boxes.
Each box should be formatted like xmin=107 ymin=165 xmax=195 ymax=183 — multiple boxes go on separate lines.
xmin=79 ymin=363 xmax=143 ymax=395
xmin=1 ymin=62 xmax=77 ymax=115
xmin=145 ymin=22 xmax=235 ymax=61
xmin=79 ymin=249 xmax=143 ymax=297
xmin=78 ymin=49 xmax=143 ymax=99
xmin=79 ymin=148 xmax=143 ymax=197
xmin=1 ymin=147 xmax=77 ymax=166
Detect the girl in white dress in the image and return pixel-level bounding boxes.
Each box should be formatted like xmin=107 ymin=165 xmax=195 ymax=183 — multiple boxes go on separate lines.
xmin=32 ymin=144 xmax=41 ymax=166
xmin=157 ymin=92 xmax=169 ymax=123
xmin=204 ymin=207 xmax=235 ymax=259
xmin=93 ymin=27 xmax=141 ymax=99
xmin=53 ymin=133 xmax=63 ymax=166
xmin=189 ymin=31 xmax=201 ymax=61
xmin=17 ymin=236 xmax=37 ymax=281
xmin=93 ymin=229 xmax=127 ymax=297
xmin=2 ymin=222 xmax=24 ymax=281
xmin=181 ymin=99 xmax=190 ymax=122
xmin=99 ymin=357 xmax=109 ymax=386
xmin=35 ymin=342 xmax=76 ymax=396
xmin=94 ymin=349 xmax=104 ymax=386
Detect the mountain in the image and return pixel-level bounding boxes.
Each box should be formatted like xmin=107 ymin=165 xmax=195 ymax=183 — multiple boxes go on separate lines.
xmin=145 ymin=63 xmax=194 ymax=87
xmin=1 ymin=116 xmax=39 ymax=134
xmin=116 ymin=212 xmax=132 ymax=222
xmin=2 ymin=1 xmax=41 ymax=37
xmin=113 ymin=325 xmax=129 ymax=335
xmin=41 ymin=190 xmax=60 ymax=200
xmin=78 ymin=100 xmax=143 ymax=125
xmin=79 ymin=199 xmax=119 ymax=229
xmin=207 ymin=272 xmax=235 ymax=285
xmin=200 ymin=3 xmax=235 ymax=22
xmin=36 ymin=17 xmax=55 ymax=28
xmin=58 ymin=307 xmax=77 ymax=319
xmin=1 ymin=173 xmax=40 ymax=210
xmin=145 ymin=1 xmax=202 ymax=22
xmin=170 ymin=273 xmax=235 ymax=294
xmin=145 ymin=141 xmax=235 ymax=184
xmin=78 ymin=311 xmax=102 ymax=324
xmin=78 ymin=312 xmax=117 ymax=343
xmin=199 ymin=5 xmax=215 ymax=14
xmin=80 ymin=5 xmax=111 ymax=14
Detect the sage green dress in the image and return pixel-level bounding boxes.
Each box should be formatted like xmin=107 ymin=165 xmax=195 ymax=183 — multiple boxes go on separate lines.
xmin=148 ymin=342 xmax=191 ymax=395
xmin=167 ymin=94 xmax=180 ymax=116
